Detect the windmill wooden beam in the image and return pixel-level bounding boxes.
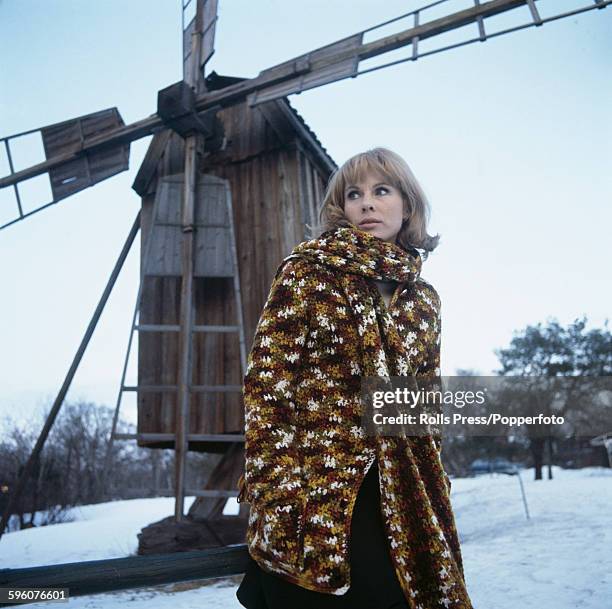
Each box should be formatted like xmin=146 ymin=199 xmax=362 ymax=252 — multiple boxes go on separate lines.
xmin=173 ymin=0 xmax=207 ymax=522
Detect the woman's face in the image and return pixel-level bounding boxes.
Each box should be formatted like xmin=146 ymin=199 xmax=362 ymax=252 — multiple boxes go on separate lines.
xmin=343 ymin=170 xmax=405 ymax=244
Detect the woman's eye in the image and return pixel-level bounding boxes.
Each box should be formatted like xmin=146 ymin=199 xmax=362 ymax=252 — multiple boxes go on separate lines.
xmin=346 ymin=186 xmax=389 ymax=199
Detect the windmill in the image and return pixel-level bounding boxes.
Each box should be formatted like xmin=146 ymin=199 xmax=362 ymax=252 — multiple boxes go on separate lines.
xmin=1 ymin=0 xmax=609 ymax=550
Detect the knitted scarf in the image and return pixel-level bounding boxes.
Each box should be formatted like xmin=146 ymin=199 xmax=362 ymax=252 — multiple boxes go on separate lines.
xmin=282 ymin=224 xmax=422 ymax=383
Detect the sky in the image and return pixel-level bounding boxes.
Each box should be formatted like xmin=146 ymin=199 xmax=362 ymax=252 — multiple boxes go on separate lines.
xmin=0 ymin=0 xmax=611 ymax=427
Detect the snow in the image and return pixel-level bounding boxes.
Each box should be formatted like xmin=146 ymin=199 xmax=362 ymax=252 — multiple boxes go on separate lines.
xmin=1 ymin=466 xmax=610 ymax=608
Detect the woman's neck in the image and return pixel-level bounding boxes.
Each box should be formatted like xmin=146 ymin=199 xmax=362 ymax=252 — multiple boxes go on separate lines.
xmin=373 ymin=278 xmax=396 ymax=291
xmin=373 ymin=279 xmax=397 ymax=306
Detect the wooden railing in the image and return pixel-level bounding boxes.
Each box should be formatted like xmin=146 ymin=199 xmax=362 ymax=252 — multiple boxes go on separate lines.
xmin=0 ymin=544 xmax=249 ymax=605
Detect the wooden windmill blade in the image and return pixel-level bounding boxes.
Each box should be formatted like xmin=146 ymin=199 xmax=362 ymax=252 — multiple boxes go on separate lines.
xmin=0 ymin=110 xmax=162 ymax=230
xmin=1 ymin=0 xmax=609 ymax=231
xmin=0 ymin=109 xmax=131 ymax=230
xmin=207 ymin=0 xmax=612 ymax=107
xmin=183 ymin=0 xmax=218 ymax=93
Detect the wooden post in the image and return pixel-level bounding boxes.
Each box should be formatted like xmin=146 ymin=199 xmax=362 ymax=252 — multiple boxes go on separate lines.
xmin=174 ymin=0 xmax=206 ymax=521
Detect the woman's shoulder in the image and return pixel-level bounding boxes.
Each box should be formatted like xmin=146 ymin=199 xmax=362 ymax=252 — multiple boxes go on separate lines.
xmin=413 ymin=277 xmax=441 ymax=312
xmin=274 ymin=254 xmax=336 ymax=285
xmin=267 ymin=255 xmax=338 ymax=316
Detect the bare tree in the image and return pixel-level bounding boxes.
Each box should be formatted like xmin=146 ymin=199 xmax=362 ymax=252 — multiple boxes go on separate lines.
xmin=1 ymin=400 xmax=218 ymax=531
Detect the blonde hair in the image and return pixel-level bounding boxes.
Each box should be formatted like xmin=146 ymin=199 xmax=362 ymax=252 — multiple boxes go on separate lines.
xmin=310 ymin=147 xmax=440 ymax=259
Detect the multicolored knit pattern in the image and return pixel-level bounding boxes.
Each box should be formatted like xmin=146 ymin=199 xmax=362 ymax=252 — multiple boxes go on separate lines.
xmin=238 ymin=226 xmax=474 ymax=608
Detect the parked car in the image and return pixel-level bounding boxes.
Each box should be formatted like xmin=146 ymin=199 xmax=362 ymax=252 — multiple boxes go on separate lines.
xmin=469 ymin=458 xmax=522 ymax=475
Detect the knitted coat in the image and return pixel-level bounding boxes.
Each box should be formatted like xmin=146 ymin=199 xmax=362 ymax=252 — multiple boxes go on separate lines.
xmin=238 ymin=226 xmax=473 ymax=609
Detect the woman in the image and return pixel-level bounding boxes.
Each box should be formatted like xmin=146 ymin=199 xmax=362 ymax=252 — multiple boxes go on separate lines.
xmin=236 ymin=148 xmax=473 ymax=609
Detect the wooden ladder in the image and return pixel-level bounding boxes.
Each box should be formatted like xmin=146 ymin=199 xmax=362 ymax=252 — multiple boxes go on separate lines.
xmin=102 ymin=173 xmax=247 ymax=515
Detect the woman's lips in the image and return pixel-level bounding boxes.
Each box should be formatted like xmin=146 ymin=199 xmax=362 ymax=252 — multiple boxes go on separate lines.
xmin=360 ymin=221 xmax=381 ymax=227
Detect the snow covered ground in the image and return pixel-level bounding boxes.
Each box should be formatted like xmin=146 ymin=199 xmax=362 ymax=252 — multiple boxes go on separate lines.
xmin=1 ymin=466 xmax=610 ymax=608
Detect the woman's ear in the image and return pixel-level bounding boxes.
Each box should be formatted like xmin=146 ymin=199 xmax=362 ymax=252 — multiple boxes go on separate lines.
xmin=402 ymin=200 xmax=411 ymax=222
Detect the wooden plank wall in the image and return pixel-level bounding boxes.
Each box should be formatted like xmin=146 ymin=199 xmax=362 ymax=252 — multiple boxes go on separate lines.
xmin=138 ymin=132 xmax=184 ymax=447
xmin=137 ymin=98 xmax=333 ymax=450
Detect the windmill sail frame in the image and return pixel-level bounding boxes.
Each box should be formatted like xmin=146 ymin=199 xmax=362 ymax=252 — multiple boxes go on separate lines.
xmin=0 ymin=108 xmax=129 ymax=229
xmin=1 ymin=0 xmax=609 ymax=232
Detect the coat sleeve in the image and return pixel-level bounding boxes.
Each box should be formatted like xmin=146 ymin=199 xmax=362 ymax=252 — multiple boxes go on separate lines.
xmin=237 ymin=257 xmax=311 ymax=508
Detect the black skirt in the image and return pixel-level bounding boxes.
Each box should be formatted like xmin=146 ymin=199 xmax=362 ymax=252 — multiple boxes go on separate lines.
xmin=236 ymin=458 xmax=409 ymax=609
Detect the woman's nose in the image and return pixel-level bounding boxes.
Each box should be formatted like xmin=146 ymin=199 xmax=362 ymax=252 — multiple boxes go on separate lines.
xmin=362 ymin=194 xmax=375 ymax=209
